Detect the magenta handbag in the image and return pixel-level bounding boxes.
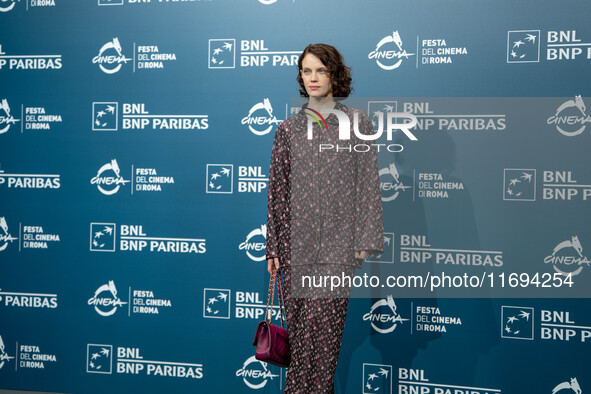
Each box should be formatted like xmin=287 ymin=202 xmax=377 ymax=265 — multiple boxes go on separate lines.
xmin=253 ymin=270 xmax=290 ymax=368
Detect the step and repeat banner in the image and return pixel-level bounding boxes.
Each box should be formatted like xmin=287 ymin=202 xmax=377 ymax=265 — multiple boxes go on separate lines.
xmin=1 ymin=0 xmax=590 ymax=393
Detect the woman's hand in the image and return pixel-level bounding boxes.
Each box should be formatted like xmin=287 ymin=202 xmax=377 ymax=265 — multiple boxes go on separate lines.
xmin=355 ymin=250 xmax=371 ymax=260
xmin=267 ymin=257 xmax=280 ymax=274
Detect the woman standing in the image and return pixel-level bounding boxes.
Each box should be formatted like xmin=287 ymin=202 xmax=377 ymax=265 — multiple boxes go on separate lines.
xmin=266 ymin=43 xmax=384 ymax=393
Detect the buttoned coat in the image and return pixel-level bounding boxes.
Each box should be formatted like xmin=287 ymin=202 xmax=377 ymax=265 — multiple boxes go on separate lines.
xmin=266 ymin=101 xmax=384 ymax=268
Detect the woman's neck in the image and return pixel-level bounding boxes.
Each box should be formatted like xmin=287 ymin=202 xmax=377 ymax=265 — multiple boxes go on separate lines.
xmin=307 ymin=96 xmax=336 ymax=112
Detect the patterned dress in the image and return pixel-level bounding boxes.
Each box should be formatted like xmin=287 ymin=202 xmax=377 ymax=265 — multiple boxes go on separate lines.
xmin=266 ymin=101 xmax=384 ymax=393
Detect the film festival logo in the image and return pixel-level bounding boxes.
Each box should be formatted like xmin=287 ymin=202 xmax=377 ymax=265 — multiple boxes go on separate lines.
xmin=363 ymin=296 xmax=409 ymax=334
xmin=208 ymin=39 xmax=235 ymax=69
xmin=380 ymin=163 xmax=411 ymax=202
xmin=507 ymin=30 xmax=541 ymax=63
xmin=92 ymin=102 xmax=118 ymax=131
xmin=203 ymin=288 xmax=231 ymax=319
xmin=90 ymin=159 xmax=130 ymax=195
xmin=206 ymin=164 xmax=233 ymax=194
xmin=0 ymin=98 xmax=20 ymax=134
xmin=553 ymin=378 xmax=583 ymax=394
xmin=90 ymin=223 xmax=116 ymax=252
xmin=501 ymin=306 xmax=534 ymax=340
xmin=544 ymin=236 xmax=591 ymax=277
xmin=362 ymin=363 xmax=392 ymax=394
xmin=503 ymin=169 xmax=536 ymax=201
xmin=235 ymin=355 xmax=280 ymax=390
xmin=369 ymin=31 xmax=415 ymax=71
xmin=366 ymin=233 xmax=395 ymax=263
xmin=239 ymin=225 xmax=267 ymax=262
xmin=547 ymin=95 xmax=590 ymax=137
xmin=0 ymin=0 xmax=19 ymax=12
xmin=0 ymin=334 xmax=15 ymax=370
xmin=242 ymin=99 xmax=282 ymax=136
xmin=0 ymin=217 xmax=18 ymax=252
xmin=88 ymin=281 xmax=128 ymax=317
xmin=86 ymin=344 xmax=113 ymax=374
xmin=92 ymin=38 xmax=131 ymax=74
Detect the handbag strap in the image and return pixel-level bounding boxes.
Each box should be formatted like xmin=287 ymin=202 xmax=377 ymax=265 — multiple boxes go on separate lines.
xmin=265 ymin=269 xmax=287 ymax=329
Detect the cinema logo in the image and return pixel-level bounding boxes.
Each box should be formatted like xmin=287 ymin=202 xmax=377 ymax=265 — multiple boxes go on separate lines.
xmin=203 ymin=288 xmax=282 ymax=322
xmin=92 ymin=38 xmax=131 ymax=74
xmin=547 ymin=96 xmax=590 ymax=137
xmin=0 ymin=334 xmax=15 ymax=370
xmin=398 ymin=368 xmax=502 ymax=394
xmin=0 ymin=98 xmax=20 ymax=134
xmin=88 ymin=281 xmax=128 ymax=317
xmin=239 ymin=225 xmax=266 ymax=262
xmin=88 ymin=280 xmax=172 ymax=316
xmin=205 ymin=164 xmax=268 ymax=194
xmin=552 ymin=378 xmax=583 ymax=394
xmin=89 ymin=223 xmax=207 ymax=254
xmin=544 ymin=236 xmax=591 ymax=277
xmin=363 ymin=296 xmax=409 ymax=334
xmin=242 ymin=99 xmax=283 ymax=135
xmin=502 ymin=305 xmax=591 ymax=344
xmin=0 ymin=44 xmax=61 ymax=70
xmin=399 ymin=234 xmax=503 ymax=267
xmin=13 ymin=343 xmax=57 ymax=371
xmin=236 ymin=355 xmax=281 ymax=390
xmin=87 ymin=344 xmax=203 ymax=379
xmin=369 ymin=31 xmax=415 ymax=70
xmin=0 ymin=217 xmax=18 ymax=252
xmin=0 ymin=167 xmax=61 ymax=189
xmin=208 ymin=39 xmax=300 ymax=69
xmin=0 ymin=288 xmax=58 ymax=309
xmin=90 ymin=159 xmax=130 ymax=195
xmin=0 ymin=0 xmax=56 ymax=11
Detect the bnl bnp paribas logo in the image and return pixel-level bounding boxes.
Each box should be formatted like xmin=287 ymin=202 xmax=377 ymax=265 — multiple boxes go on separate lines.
xmin=208 ymin=39 xmax=300 ymax=69
xmin=0 ymin=44 xmax=62 ymax=70
xmin=504 ymin=169 xmax=591 ymax=202
xmin=92 ymin=102 xmax=208 ymax=132
xmin=92 ymin=38 xmax=131 ymax=74
xmin=205 ymin=164 xmax=268 ymax=194
xmin=369 ymin=31 xmax=415 ymax=70
xmin=90 ymin=223 xmax=206 ymax=254
xmin=547 ymin=96 xmax=590 ymax=137
xmin=508 ymin=29 xmax=591 ymax=63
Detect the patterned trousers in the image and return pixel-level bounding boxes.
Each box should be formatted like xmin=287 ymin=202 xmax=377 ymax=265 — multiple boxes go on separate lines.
xmin=281 ymin=265 xmax=355 ymax=394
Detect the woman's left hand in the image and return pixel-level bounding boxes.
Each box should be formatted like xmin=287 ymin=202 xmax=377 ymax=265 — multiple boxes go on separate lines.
xmin=355 ymin=250 xmax=371 ymax=260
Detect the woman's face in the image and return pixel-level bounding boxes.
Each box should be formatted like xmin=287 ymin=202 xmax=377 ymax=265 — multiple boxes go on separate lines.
xmin=300 ymin=54 xmax=332 ymax=98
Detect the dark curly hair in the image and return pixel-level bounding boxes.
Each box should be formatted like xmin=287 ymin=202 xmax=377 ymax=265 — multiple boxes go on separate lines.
xmin=297 ymin=43 xmax=353 ymax=98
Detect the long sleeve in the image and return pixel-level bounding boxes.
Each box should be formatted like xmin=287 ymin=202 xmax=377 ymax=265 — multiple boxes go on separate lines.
xmin=266 ymin=123 xmax=290 ymax=260
xmin=354 ymin=111 xmax=384 ymax=256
